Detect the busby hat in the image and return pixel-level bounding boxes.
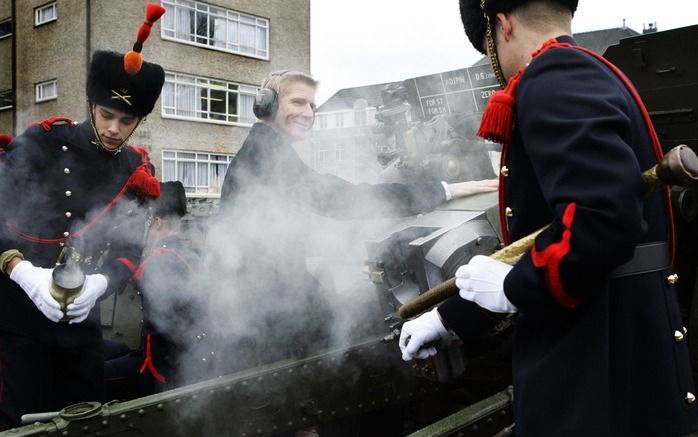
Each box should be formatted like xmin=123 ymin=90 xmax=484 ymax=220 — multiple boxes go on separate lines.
xmin=151 ymin=181 xmax=187 ymax=218
xmin=86 ymin=3 xmax=166 ymax=117
xmin=459 ymin=0 xmax=578 ymax=53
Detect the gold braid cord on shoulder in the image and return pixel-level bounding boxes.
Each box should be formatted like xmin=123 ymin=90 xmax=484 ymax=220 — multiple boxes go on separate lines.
xmin=481 ymin=0 xmax=507 ymax=88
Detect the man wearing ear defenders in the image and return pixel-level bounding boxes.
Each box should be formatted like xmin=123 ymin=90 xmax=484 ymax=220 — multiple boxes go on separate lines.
xmin=211 ymin=70 xmax=497 ymax=365
xmin=221 ymin=69 xmax=498 ymax=222
xmin=209 ymin=69 xmax=497 ymax=435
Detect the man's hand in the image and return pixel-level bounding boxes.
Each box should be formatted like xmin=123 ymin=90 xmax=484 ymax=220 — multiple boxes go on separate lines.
xmin=66 ymin=274 xmax=108 ymax=324
xmin=399 ymin=308 xmax=451 ymax=361
xmin=455 ymin=255 xmax=517 ymax=313
xmin=447 ymin=179 xmax=498 ymax=199
xmin=9 ymin=260 xmax=63 ymax=322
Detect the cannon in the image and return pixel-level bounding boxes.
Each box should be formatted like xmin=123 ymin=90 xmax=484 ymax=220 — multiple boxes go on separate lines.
xmin=4 ymin=24 xmax=698 ymax=437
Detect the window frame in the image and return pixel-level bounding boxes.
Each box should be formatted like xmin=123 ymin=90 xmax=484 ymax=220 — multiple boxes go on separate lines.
xmin=317 ymin=144 xmax=328 ymax=164
xmin=160 ymin=0 xmax=270 ymax=61
xmin=35 ymin=79 xmax=57 ymax=103
xmin=34 ymin=2 xmax=57 ymax=27
xmin=161 ymin=149 xmax=235 ymax=197
xmin=335 ymin=142 xmax=345 ymax=162
xmin=162 ymin=71 xmax=257 ymax=126
xmin=0 ymin=17 xmax=12 ymax=40
xmin=0 ymin=89 xmax=12 ymax=111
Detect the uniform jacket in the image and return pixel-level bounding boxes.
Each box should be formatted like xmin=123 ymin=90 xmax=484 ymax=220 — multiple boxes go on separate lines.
xmin=135 ymin=235 xmax=200 ymax=383
xmin=0 ymin=118 xmax=155 ymax=346
xmin=439 ymin=36 xmax=698 ymax=436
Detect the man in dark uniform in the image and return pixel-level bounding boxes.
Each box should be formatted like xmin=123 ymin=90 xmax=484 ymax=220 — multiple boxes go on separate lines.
xmin=104 ymin=181 xmax=202 ymax=400
xmin=399 ymin=1 xmax=698 ymax=436
xmin=211 ymin=70 xmax=498 ymax=370
xmin=0 ymin=4 xmax=165 ymax=429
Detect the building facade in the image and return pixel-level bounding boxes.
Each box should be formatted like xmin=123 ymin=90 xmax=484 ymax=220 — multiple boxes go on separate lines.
xmin=0 ymin=0 xmax=310 ymax=209
xmin=311 ymin=26 xmax=644 ymax=185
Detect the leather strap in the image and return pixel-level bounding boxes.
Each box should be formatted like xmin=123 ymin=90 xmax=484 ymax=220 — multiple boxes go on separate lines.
xmin=610 ymin=242 xmax=670 ymax=278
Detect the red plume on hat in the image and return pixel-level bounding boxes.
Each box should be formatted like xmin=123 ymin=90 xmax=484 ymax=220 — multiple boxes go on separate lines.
xmin=124 ymin=3 xmax=167 ymax=75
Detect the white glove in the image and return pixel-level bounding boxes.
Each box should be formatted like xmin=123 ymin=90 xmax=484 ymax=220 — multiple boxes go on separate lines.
xmin=399 ymin=308 xmax=451 ymax=361
xmin=65 ymin=274 xmax=108 ymax=324
xmin=455 ymin=255 xmax=517 ymax=313
xmin=9 ymin=260 xmax=63 ymax=322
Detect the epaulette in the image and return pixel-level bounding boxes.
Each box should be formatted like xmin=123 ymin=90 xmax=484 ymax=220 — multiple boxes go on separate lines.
xmin=30 ymin=116 xmax=78 ymax=132
xmin=0 ymin=134 xmax=12 ymax=152
xmin=123 ymin=145 xmax=160 ymax=199
xmin=126 ymin=145 xmax=152 ymax=162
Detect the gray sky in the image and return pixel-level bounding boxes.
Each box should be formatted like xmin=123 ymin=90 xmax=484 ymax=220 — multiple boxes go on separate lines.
xmin=310 ymin=0 xmax=698 ymax=104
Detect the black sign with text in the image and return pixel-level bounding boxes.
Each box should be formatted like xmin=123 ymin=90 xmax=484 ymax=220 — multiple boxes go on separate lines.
xmin=403 ymin=64 xmax=500 ymax=120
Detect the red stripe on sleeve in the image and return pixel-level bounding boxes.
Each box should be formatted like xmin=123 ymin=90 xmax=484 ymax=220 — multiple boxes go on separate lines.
xmin=530 ymin=202 xmax=581 ymax=308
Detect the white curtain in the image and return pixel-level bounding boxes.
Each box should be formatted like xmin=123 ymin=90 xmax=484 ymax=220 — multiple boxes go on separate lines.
xmin=175 ymin=76 xmax=198 ymax=118
xmin=162 ymin=160 xmax=176 ymax=182
xmin=176 ymin=1 xmax=194 ymax=41
xmin=239 ymin=16 xmax=256 ymax=54
xmin=178 ymin=162 xmax=195 ymax=188
xmin=239 ymin=85 xmax=256 ymax=124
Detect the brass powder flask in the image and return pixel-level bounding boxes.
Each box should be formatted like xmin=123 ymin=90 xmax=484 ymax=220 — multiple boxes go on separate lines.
xmin=51 ymin=246 xmax=86 ymax=321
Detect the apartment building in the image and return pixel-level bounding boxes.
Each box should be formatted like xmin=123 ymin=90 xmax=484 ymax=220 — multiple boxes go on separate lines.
xmin=0 ymin=0 xmax=310 ymax=210
xmin=311 ymin=26 xmax=644 ymax=185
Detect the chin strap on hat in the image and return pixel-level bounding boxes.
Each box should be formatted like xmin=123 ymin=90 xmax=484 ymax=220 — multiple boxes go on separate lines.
xmin=481 ymin=0 xmax=507 ymax=88
xmin=124 ymin=3 xmax=166 ymax=75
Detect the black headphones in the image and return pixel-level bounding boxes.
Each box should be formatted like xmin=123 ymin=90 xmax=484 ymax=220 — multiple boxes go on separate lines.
xmin=252 ymin=70 xmax=289 ymax=120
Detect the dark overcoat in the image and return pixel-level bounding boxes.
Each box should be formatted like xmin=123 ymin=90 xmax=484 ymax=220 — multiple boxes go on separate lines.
xmin=440 ymin=36 xmax=698 ymax=436
xmin=0 ymin=118 xmax=154 ymax=428
xmin=214 ymin=122 xmax=448 ymax=367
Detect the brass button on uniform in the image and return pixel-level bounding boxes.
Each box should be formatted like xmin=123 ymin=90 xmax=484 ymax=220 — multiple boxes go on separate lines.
xmin=62 ymin=145 xmax=68 ymax=152
xmin=59 ymin=242 xmax=65 ymax=247
xmin=686 ymin=392 xmax=696 ymax=404
xmin=667 ymin=274 xmax=679 ymax=285
xmin=505 ymin=207 xmax=514 ymax=218
xmin=684 ymin=326 xmax=689 ymax=334
xmin=63 ymin=231 xmax=70 ymax=237
xmin=63 ymin=168 xmax=70 ymax=174
xmin=675 ymin=330 xmax=685 ymax=342
xmin=65 ymin=190 xmax=72 ymax=197
xmin=501 ymin=166 xmax=510 ymax=177
xmin=65 ymin=211 xmax=72 ymax=218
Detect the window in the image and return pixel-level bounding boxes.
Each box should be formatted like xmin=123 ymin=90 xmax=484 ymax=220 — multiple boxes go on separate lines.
xmin=0 ymin=89 xmax=12 ymax=110
xmin=335 ymin=142 xmax=345 ymax=162
xmin=0 ymin=17 xmax=11 ymax=39
xmin=35 ymin=2 xmax=57 ymax=26
xmin=162 ymin=150 xmax=234 ymax=195
xmin=162 ymin=72 xmax=256 ymax=125
xmin=313 ymin=110 xmax=357 ymax=130
xmin=315 ymin=113 xmax=328 ymax=130
xmin=354 ymin=109 xmax=367 ymax=126
xmin=35 ymin=79 xmax=57 ymax=102
xmin=317 ymin=144 xmax=328 ymax=164
xmin=161 ymin=0 xmax=269 ymax=60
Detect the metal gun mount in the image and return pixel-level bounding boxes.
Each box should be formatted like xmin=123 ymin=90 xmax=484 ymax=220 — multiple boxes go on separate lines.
xmin=374 ymin=67 xmax=499 ymax=182
xmin=13 ymin=23 xmax=698 ymax=437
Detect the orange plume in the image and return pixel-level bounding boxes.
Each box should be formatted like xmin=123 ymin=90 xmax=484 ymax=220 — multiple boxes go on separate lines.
xmin=123 ymin=3 xmax=167 ymax=75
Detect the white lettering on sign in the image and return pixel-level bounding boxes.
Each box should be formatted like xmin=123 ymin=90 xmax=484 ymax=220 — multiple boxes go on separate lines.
xmin=424 ymin=96 xmax=447 ymax=115
xmin=474 ymin=71 xmax=495 ymax=81
xmin=445 ymin=76 xmax=466 ymax=86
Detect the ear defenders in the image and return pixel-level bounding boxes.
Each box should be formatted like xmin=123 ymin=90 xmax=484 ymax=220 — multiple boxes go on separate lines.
xmin=252 ymin=70 xmax=289 ymax=120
